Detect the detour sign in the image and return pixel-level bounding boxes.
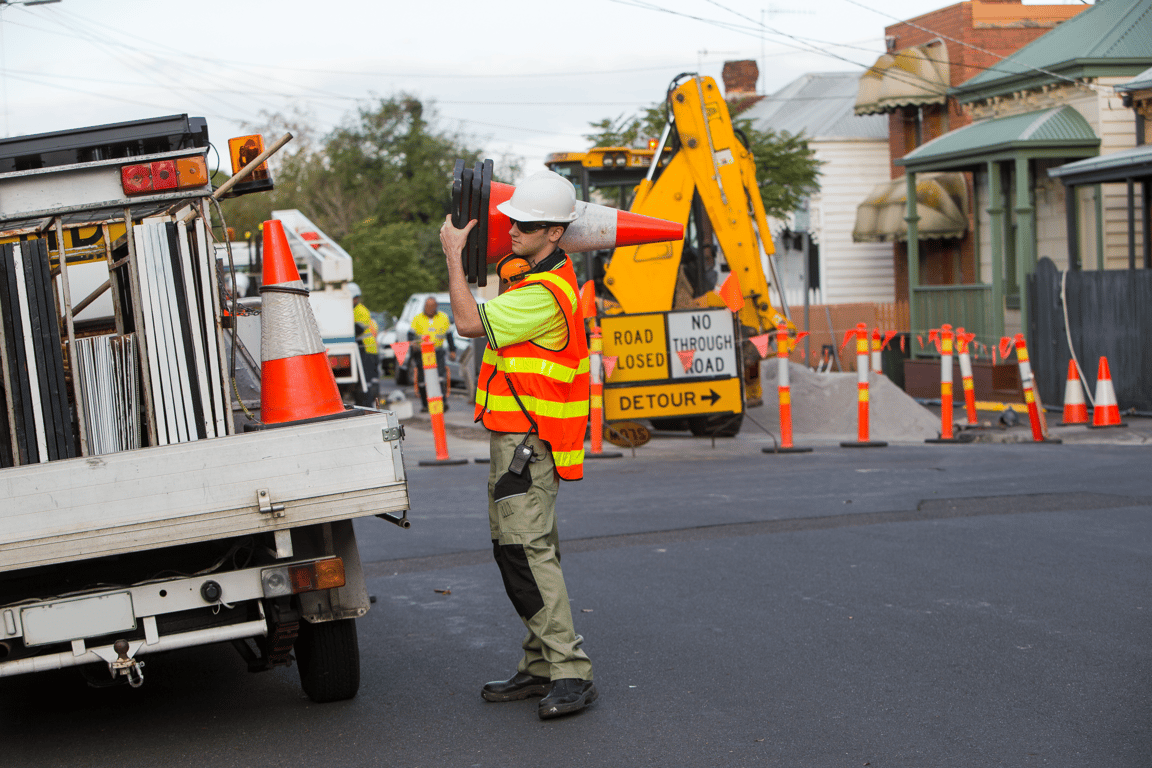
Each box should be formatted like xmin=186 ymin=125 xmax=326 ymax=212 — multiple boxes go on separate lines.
xmin=603 ymin=378 xmax=742 ymax=420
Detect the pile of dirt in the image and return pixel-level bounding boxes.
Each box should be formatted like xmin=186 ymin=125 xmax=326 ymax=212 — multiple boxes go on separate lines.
xmin=755 ymin=360 xmax=941 ymax=443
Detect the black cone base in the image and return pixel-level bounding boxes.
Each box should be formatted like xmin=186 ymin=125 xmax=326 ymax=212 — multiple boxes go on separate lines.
xmin=418 ymin=458 xmax=469 ymax=466
xmin=762 ymin=446 xmax=813 ymax=454
xmin=840 ymin=440 xmax=888 ymax=448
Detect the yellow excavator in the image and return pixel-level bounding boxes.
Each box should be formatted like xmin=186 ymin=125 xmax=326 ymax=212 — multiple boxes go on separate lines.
xmin=547 ymin=73 xmax=791 ymax=437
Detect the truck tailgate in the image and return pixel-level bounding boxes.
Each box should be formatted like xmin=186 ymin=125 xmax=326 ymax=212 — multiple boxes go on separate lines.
xmin=0 ymin=410 xmax=407 ymax=572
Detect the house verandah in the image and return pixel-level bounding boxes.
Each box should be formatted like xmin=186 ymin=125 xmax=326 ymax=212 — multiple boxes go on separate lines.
xmin=896 ymin=105 xmax=1101 ymax=351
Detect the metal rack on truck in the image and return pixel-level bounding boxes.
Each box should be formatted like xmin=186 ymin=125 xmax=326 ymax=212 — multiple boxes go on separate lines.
xmin=0 ymin=115 xmax=410 ymax=703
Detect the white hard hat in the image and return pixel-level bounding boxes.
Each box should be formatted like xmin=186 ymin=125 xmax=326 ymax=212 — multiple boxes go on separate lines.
xmin=346 ymin=281 xmax=362 ymax=298
xmin=496 ymin=170 xmax=579 ymax=223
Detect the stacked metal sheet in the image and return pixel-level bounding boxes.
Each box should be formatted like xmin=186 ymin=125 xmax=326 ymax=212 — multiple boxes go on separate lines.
xmin=74 ymin=334 xmax=141 ymax=456
xmin=0 ymin=239 xmax=77 ymax=465
xmin=132 ymin=219 xmax=226 ymax=445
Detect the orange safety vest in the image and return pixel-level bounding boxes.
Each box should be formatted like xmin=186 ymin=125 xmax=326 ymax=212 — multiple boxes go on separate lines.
xmin=474 ymin=255 xmax=589 ymax=480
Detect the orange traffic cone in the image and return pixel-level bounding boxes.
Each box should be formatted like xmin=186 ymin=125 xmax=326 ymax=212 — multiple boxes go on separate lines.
xmin=451 ymin=160 xmax=683 ymax=284
xmin=1090 ymin=356 xmax=1124 ymax=428
xmin=1060 ymin=360 xmax=1088 ymax=425
xmin=258 ymin=220 xmax=344 ymax=424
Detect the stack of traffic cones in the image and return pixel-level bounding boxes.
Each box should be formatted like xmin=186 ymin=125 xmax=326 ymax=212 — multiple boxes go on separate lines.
xmin=1060 ymin=360 xmax=1089 ymax=425
xmin=1090 ymin=357 xmax=1125 ymax=428
xmin=259 ymin=220 xmax=345 ymax=424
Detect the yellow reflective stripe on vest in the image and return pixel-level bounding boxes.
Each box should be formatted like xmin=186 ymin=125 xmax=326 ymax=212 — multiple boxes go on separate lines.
xmin=552 ymin=447 xmax=585 ymax=468
xmin=478 ymin=391 xmax=590 ymax=420
xmin=524 ymin=271 xmax=578 ymax=313
xmin=501 ymin=355 xmax=589 ymax=383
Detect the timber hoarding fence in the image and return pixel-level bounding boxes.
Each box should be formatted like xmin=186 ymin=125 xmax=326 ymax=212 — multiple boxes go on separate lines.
xmin=1028 ymin=257 xmax=1152 ymax=412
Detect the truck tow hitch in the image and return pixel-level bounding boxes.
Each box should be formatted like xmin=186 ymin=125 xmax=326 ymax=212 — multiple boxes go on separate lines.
xmin=109 ymin=639 xmax=145 ymax=688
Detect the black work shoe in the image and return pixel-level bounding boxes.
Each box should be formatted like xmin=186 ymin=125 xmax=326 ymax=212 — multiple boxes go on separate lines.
xmin=538 ymin=678 xmax=598 ymax=719
xmin=481 ymin=672 xmax=551 ymax=702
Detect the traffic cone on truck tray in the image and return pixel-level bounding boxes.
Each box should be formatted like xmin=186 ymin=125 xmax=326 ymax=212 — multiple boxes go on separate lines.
xmin=1090 ymin=356 xmax=1124 ymax=428
xmin=259 ymin=219 xmax=344 ymax=424
xmin=450 ymin=160 xmax=683 ymax=285
xmin=1060 ymin=360 xmax=1088 ymax=425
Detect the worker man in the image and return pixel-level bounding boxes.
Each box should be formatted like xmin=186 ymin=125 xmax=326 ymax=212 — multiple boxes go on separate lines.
xmin=348 ymin=282 xmax=379 ymax=407
xmin=408 ymin=297 xmax=456 ymax=412
xmin=440 ymin=170 xmax=596 ymax=720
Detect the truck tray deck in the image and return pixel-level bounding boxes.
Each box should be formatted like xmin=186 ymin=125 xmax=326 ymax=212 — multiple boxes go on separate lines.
xmin=0 ymin=410 xmax=407 ymax=572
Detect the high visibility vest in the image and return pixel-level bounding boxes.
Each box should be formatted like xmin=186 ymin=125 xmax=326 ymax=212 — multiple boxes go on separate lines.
xmin=411 ymin=311 xmax=450 ymax=346
xmin=353 ymin=302 xmax=378 ymax=354
xmin=474 ymin=256 xmax=589 ymax=480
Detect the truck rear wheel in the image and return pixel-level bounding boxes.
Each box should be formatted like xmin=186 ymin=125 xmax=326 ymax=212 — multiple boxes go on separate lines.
xmin=688 ymin=413 xmax=743 ymax=437
xmin=296 ymin=618 xmax=360 ymax=703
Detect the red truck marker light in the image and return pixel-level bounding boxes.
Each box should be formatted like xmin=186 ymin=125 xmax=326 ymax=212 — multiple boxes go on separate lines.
xmin=121 ymin=164 xmax=152 ymax=195
xmin=151 ymin=160 xmax=178 ymax=191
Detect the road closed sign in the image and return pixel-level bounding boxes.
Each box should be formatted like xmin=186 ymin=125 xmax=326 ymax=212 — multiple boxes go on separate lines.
xmin=601 ymin=307 xmax=743 ymax=421
xmin=666 ymin=308 xmax=738 ymax=380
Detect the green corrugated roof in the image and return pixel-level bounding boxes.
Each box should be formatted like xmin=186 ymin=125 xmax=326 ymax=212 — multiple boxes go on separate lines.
xmin=896 ymin=106 xmax=1099 ymax=172
xmin=1117 ymin=65 xmax=1152 ymax=92
xmin=952 ymin=0 xmax=1152 ymax=102
xmin=1049 ymin=143 xmax=1152 ymax=184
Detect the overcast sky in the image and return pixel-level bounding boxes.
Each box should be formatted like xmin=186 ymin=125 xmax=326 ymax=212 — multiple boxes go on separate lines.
xmin=0 ymin=0 xmax=1087 ymax=180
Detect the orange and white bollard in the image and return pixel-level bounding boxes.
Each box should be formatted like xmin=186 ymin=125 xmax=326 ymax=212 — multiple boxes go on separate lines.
xmin=764 ymin=324 xmax=812 ymax=454
xmin=1002 ymin=334 xmax=1060 ymax=444
xmin=587 ymin=325 xmax=622 ymax=459
xmin=870 ymin=329 xmax=895 ymax=375
xmin=1060 ymin=359 xmax=1089 ymax=425
xmin=841 ymin=322 xmax=887 ymax=448
xmin=417 ymin=335 xmax=468 ymax=466
xmin=955 ymin=328 xmax=979 ymax=427
xmin=1090 ymin=356 xmax=1125 ymax=428
xmin=926 ymin=324 xmax=962 ymax=443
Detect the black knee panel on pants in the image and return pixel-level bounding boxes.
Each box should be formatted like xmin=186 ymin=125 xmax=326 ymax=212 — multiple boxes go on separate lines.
xmin=492 ymin=541 xmax=545 ymax=620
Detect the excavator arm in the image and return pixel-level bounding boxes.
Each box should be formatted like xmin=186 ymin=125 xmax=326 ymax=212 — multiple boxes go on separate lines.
xmin=603 ymin=75 xmax=790 ymax=335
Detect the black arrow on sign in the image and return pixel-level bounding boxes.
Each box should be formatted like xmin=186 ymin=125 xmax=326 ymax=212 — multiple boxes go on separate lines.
xmin=702 ymin=389 xmax=721 ymax=406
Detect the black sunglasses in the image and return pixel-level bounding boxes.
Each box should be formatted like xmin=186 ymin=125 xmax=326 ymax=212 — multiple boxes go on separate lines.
xmin=511 ymin=219 xmax=551 ymax=233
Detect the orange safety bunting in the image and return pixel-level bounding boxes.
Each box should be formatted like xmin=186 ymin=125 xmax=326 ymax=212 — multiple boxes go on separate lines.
xmin=883 ymin=330 xmax=897 ymax=348
xmin=750 ymin=333 xmax=772 ymax=359
xmin=917 ymin=335 xmax=924 ymax=350
xmin=602 ymin=355 xmax=618 ymax=380
xmin=999 ymin=337 xmax=1013 ymax=361
xmin=718 ymin=272 xmax=745 ymax=313
xmin=900 ymin=335 xmax=906 ymax=353
xmin=391 ymin=341 xmax=410 ymax=369
xmin=840 ymin=329 xmax=855 ymax=352
xmin=677 ymin=349 xmax=696 ymax=373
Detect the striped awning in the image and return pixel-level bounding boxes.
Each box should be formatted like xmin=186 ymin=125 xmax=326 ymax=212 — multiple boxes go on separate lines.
xmin=853 ymin=172 xmax=969 ymax=243
xmin=855 ymin=43 xmax=950 ymax=116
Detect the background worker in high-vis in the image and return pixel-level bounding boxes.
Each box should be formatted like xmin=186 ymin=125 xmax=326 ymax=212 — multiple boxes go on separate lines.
xmin=408 ymin=297 xmax=455 ymax=412
xmin=347 ymin=282 xmax=379 ymax=407
xmin=440 ymin=170 xmax=596 ymax=720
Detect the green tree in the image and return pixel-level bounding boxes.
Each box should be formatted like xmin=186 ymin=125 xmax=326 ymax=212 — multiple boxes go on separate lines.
xmin=735 ymin=120 xmax=821 ymax=220
xmin=583 ymin=104 xmax=666 ymax=147
xmin=217 ymin=95 xmax=516 ymax=315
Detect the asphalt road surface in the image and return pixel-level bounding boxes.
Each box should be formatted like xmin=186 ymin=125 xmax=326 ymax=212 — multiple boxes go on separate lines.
xmin=3 ymin=427 xmax=1150 ymax=767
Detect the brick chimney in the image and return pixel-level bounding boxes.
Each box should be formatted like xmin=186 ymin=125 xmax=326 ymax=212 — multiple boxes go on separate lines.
xmin=722 ymin=60 xmax=759 ymax=97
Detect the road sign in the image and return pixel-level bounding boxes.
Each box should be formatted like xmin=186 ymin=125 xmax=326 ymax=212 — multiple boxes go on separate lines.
xmin=601 ymin=312 xmax=668 ymax=383
xmin=603 ymin=377 xmax=743 ymax=420
xmin=666 ymin=308 xmax=738 ymax=379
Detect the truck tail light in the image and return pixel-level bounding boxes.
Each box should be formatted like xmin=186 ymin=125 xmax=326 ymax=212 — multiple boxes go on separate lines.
xmin=261 ymin=558 xmax=346 ymax=598
xmin=121 ymin=164 xmax=151 ymax=194
xmin=121 ymin=157 xmax=210 ymax=195
xmin=329 ymin=354 xmax=351 ymax=371
xmin=151 ymin=160 xmax=178 ymax=190
xmin=176 ymin=156 xmax=209 ymax=188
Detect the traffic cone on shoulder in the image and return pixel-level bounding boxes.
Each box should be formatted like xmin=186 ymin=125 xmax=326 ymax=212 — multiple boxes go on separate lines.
xmin=418 ymin=336 xmax=468 ymax=466
xmin=258 ymin=220 xmax=345 ymax=424
xmin=1060 ymin=360 xmax=1089 ymax=425
xmin=1090 ymin=357 xmax=1125 ymax=428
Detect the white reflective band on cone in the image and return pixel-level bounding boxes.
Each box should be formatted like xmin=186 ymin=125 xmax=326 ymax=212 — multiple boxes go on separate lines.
xmin=872 ymin=350 xmax=882 ymax=374
xmin=590 ymin=351 xmax=602 ymax=386
xmin=941 ymin=353 xmax=953 ymax=383
xmin=261 ymin=280 xmax=325 ymax=361
xmin=425 ymin=365 xmax=442 ymax=400
xmin=557 ymin=202 xmax=617 ymax=253
xmin=857 ymin=353 xmax=869 ymax=385
xmin=778 ymin=354 xmax=790 ymax=388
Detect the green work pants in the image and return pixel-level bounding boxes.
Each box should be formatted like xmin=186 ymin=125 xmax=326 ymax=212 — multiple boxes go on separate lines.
xmin=488 ymin=431 xmax=593 ymax=682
